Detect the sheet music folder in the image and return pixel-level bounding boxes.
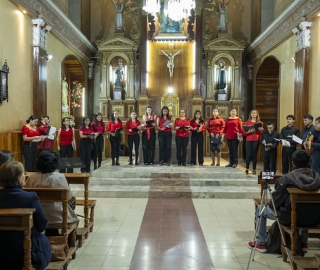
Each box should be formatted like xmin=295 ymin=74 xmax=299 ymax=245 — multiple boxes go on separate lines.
xmin=146 ymin=120 xmax=154 ymax=127
xmin=243 ymin=122 xmax=262 ymax=132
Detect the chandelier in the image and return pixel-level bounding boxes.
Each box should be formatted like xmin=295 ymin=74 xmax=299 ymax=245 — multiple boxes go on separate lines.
xmin=143 ymin=0 xmax=160 ymax=15
xmin=164 ymin=0 xmax=195 ymax=21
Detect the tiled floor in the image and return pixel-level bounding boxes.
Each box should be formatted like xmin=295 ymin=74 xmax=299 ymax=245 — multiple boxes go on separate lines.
xmin=69 ymin=196 xmax=320 ymax=270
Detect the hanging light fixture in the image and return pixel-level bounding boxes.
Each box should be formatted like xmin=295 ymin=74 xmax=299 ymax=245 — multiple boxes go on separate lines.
xmin=164 ymin=0 xmax=195 ymax=21
xmin=143 ymin=0 xmax=160 ymax=15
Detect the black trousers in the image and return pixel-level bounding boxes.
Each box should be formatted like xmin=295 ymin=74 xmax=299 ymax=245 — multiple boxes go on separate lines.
xmin=128 ymin=134 xmax=140 ymax=162
xmin=142 ymin=129 xmax=156 ymax=163
xmin=110 ymin=135 xmax=121 ymax=159
xmin=245 ymin=140 xmax=260 ymax=170
xmin=176 ymin=136 xmax=189 ymax=164
xmin=60 ymin=144 xmax=74 ymax=173
xmin=23 ymin=142 xmax=38 ymax=172
xmin=227 ymin=139 xmax=239 ymax=165
xmin=158 ymin=131 xmax=172 ymax=163
xmin=80 ymin=139 xmax=92 ymax=173
xmin=93 ymin=135 xmax=104 ymax=165
xmin=191 ymin=132 xmax=204 ymax=165
xmin=263 ymin=153 xmax=277 ymax=172
xmin=282 ymin=147 xmax=296 ymax=174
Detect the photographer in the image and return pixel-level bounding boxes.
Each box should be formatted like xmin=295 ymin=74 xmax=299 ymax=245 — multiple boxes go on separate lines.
xmin=248 ymin=150 xmax=320 ymax=253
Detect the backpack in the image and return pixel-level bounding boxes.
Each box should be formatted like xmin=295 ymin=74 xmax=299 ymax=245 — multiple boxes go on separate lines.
xmin=266 ymin=221 xmax=281 ymax=254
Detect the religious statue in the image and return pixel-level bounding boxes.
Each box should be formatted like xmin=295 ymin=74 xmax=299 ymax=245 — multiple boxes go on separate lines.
xmin=114 ymin=59 xmax=123 ymax=88
xmin=161 ymin=50 xmax=181 ymax=78
xmin=216 ymin=59 xmax=227 ymax=90
xmin=215 ymin=0 xmax=230 ymax=31
xmin=110 ymin=0 xmax=127 ymax=30
xmin=61 ymin=77 xmax=69 ymax=117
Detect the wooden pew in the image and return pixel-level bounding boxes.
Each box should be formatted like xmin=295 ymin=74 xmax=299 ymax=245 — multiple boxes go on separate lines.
xmin=0 ymin=208 xmax=35 ymax=270
xmin=280 ymin=188 xmax=320 ymax=269
xmin=24 ymin=188 xmax=77 ymax=270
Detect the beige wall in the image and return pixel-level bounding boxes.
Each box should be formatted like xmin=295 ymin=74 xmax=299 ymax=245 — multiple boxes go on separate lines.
xmin=0 ymin=0 xmax=88 ymax=132
xmin=274 ymin=0 xmax=294 ymax=19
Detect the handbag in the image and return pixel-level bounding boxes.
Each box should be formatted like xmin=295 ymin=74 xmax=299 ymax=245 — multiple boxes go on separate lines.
xmin=47 ymin=236 xmax=69 ymax=261
xmin=210 ymin=136 xmax=222 ymax=145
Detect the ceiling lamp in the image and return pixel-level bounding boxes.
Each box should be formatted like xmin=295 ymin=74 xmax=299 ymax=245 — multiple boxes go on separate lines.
xmin=164 ymin=0 xmax=195 ymax=21
xmin=143 ymin=0 xmax=160 ymax=15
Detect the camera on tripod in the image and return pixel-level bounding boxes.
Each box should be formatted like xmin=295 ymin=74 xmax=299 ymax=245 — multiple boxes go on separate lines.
xmin=260 ymin=171 xmax=275 ymax=180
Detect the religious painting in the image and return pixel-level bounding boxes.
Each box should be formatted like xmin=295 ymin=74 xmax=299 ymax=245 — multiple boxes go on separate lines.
xmin=216 ymin=105 xmax=228 ymax=119
xmin=159 ymin=2 xmax=183 ymax=33
xmin=112 ymin=105 xmax=124 ymax=118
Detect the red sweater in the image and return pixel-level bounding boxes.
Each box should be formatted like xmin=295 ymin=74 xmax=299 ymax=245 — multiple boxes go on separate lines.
xmin=91 ymin=121 xmax=105 ymax=134
xmin=223 ymin=117 xmax=243 ymax=140
xmin=21 ymin=126 xmax=40 ymax=139
xmin=79 ymin=126 xmax=94 ymax=140
xmin=190 ymin=119 xmax=205 ymax=133
xmin=107 ymin=120 xmax=122 ymax=133
xmin=126 ymin=119 xmax=141 ymax=135
xmin=174 ymin=118 xmax=190 ymax=138
xmin=38 ymin=125 xmax=54 ymax=149
xmin=207 ymin=116 xmax=225 ymax=135
xmin=243 ymin=120 xmax=263 ymax=141
xmin=158 ymin=117 xmax=172 ymax=133
xmin=60 ymin=128 xmax=73 ymax=145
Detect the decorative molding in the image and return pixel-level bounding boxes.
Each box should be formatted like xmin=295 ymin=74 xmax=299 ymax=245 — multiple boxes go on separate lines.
xmin=9 ymin=0 xmax=97 ymax=60
xmin=246 ymin=0 xmax=320 ymax=62
xmin=204 ymin=38 xmax=246 ymax=51
xmin=292 ymin=21 xmax=312 ymax=52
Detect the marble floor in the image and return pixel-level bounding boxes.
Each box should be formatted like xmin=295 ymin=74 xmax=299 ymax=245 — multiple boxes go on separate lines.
xmin=70 ymin=197 xmax=320 ymax=270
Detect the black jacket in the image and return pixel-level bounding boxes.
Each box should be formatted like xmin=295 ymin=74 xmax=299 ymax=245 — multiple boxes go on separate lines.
xmin=280 ymin=125 xmax=301 ymax=149
xmin=269 ymin=168 xmax=320 ymax=226
xmin=260 ymin=130 xmax=279 ymax=157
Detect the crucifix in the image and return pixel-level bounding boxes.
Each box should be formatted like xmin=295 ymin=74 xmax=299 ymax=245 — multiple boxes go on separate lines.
xmin=160 ymin=49 xmax=182 ymax=78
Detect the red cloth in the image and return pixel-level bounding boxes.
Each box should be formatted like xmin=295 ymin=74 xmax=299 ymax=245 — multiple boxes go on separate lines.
xmin=91 ymin=121 xmax=105 ymax=134
xmin=60 ymin=128 xmax=73 ymax=146
xmin=158 ymin=117 xmax=172 ymax=133
xmin=174 ymin=118 xmax=190 ymax=138
xmin=21 ymin=125 xmax=40 ymax=138
xmin=190 ymin=119 xmax=205 ymax=133
xmin=38 ymin=125 xmax=54 ymax=149
xmin=126 ymin=120 xmax=141 ymax=135
xmin=107 ymin=121 xmax=122 ymax=133
xmin=143 ymin=116 xmax=156 ymax=140
xmin=223 ymin=118 xmax=243 ymax=140
xmin=243 ymin=120 xmax=263 ymax=141
xmin=79 ymin=126 xmax=94 ymax=140
xmin=207 ymin=116 xmax=225 ymax=135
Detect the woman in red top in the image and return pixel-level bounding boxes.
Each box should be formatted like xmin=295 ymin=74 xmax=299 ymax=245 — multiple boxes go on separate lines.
xmin=157 ymin=106 xmax=173 ymax=166
xmin=174 ymin=108 xmax=191 ymax=166
xmin=243 ymin=109 xmax=263 ymax=175
xmin=21 ymin=115 xmax=42 ymax=172
xmin=107 ymin=111 xmax=123 ymax=165
xmin=190 ymin=110 xmax=206 ymax=166
xmin=57 ymin=117 xmax=75 ymax=173
xmin=125 ymin=111 xmax=141 ymax=165
xmin=207 ymin=108 xmax=225 ymax=166
xmin=91 ymin=112 xmax=105 ymax=170
xmin=223 ymin=108 xmax=243 ymax=168
xmin=79 ymin=116 xmax=94 ymax=172
xmin=142 ymin=106 xmax=157 ymax=165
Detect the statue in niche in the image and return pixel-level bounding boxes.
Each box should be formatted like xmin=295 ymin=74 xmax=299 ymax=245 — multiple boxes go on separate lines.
xmin=110 ymin=0 xmax=128 ymax=30
xmin=215 ymin=0 xmax=230 ymax=31
xmin=161 ymin=50 xmax=181 ymax=78
xmin=61 ymin=77 xmax=69 ymax=117
xmin=114 ymin=59 xmax=123 ymax=88
xmin=216 ymin=59 xmax=227 ymax=90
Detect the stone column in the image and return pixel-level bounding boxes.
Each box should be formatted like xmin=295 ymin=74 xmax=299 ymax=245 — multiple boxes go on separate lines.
xmin=127 ymin=63 xmax=135 ymax=100
xmin=206 ymin=65 xmax=214 ymax=100
xmin=292 ymin=21 xmax=311 ymax=132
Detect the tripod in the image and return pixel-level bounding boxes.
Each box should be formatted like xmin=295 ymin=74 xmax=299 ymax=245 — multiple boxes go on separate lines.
xmin=246 ymin=179 xmax=293 ymax=270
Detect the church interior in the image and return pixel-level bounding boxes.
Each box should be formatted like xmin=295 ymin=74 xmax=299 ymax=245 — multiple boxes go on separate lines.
xmin=1 ymin=0 xmax=320 ymax=269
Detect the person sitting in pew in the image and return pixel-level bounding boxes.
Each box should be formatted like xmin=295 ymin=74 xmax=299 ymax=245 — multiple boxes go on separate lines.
xmin=248 ymin=150 xmax=320 ymax=253
xmin=0 ymin=161 xmax=51 ymax=270
xmin=25 ymin=150 xmax=79 ymax=235
xmin=0 ymin=150 xmax=14 ymax=166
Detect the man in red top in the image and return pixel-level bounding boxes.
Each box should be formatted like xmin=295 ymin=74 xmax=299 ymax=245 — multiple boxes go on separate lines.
xmin=38 ymin=116 xmax=54 ymax=153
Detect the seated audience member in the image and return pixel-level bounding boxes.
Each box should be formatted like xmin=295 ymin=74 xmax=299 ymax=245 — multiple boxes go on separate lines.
xmin=25 ymin=150 xmax=79 ymax=230
xmin=0 ymin=150 xmax=14 ymax=166
xmin=248 ymin=150 xmax=320 ymax=253
xmin=0 ymin=161 xmax=51 ymax=270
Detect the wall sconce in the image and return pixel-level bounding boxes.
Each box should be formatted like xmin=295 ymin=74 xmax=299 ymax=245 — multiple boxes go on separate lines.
xmin=41 ymin=54 xmax=52 ymax=61
xmin=0 ymin=59 xmax=10 ymax=105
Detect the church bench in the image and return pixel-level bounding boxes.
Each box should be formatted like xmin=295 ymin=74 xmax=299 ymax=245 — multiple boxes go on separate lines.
xmin=0 ymin=208 xmax=35 ymax=270
xmin=24 ymin=188 xmax=77 ymax=270
xmin=290 ymin=254 xmax=320 ymax=270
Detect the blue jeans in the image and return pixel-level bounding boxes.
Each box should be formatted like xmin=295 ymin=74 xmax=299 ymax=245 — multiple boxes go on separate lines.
xmin=255 ymin=205 xmax=308 ymax=244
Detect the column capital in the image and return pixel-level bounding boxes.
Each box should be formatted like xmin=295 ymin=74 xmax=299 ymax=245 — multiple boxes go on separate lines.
xmin=292 ymin=21 xmax=312 ymax=52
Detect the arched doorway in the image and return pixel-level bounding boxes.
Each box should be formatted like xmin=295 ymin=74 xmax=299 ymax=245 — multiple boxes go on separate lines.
xmin=61 ymin=55 xmax=85 ymax=128
xmin=256 ymin=56 xmax=280 ymax=129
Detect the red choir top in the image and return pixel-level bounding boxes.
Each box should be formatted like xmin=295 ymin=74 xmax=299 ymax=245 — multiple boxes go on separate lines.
xmin=223 ymin=117 xmax=243 ymax=140
xmin=38 ymin=124 xmax=54 ymax=149
xmin=91 ymin=121 xmax=105 ymax=135
xmin=126 ymin=119 xmax=141 ymax=135
xmin=242 ymin=120 xmax=263 ymax=141
xmin=143 ymin=115 xmax=156 ymax=140
xmin=190 ymin=119 xmax=206 ymax=133
xmin=59 ymin=128 xmax=73 ymax=145
xmin=21 ymin=125 xmax=40 ymax=139
xmin=158 ymin=117 xmax=172 ymax=133
xmin=174 ymin=118 xmax=191 ymax=138
xmin=207 ymin=116 xmax=225 ymax=135
xmin=107 ymin=120 xmax=122 ymax=133
xmin=79 ymin=126 xmax=94 ymax=140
